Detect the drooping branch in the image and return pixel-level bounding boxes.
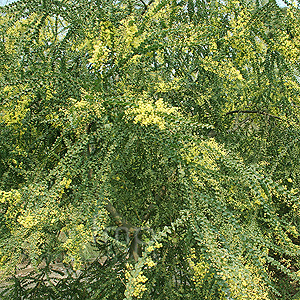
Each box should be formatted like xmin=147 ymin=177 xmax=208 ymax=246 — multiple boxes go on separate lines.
xmin=104 ymin=200 xmax=141 ymax=261
xmin=140 ymin=0 xmax=154 ymax=15
xmin=139 ymin=0 xmax=148 ymax=10
xmin=103 ymin=188 xmax=163 ymax=261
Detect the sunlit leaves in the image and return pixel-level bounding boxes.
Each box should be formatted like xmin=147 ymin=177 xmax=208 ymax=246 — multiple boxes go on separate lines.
xmin=1 ymin=0 xmax=300 ymax=299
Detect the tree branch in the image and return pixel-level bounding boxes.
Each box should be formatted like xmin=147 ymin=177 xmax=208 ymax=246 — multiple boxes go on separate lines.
xmin=104 ymin=201 xmax=141 ymax=261
xmin=105 ymin=201 xmax=136 ymax=232
xmin=140 ymin=0 xmax=154 ymax=15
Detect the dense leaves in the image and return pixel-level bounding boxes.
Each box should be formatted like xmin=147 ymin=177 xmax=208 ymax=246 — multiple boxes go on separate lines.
xmin=1 ymin=0 xmax=300 ymax=299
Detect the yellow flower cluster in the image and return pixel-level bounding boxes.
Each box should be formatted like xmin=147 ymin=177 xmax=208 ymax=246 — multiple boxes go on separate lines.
xmin=202 ymin=57 xmax=244 ymax=81
xmin=89 ymin=42 xmax=111 ymax=66
xmin=228 ymin=9 xmax=251 ymax=36
xmin=0 ymin=190 xmax=20 ymax=204
xmin=156 ymin=49 xmax=164 ymax=65
xmin=188 ymin=251 xmax=210 ymax=288
xmin=146 ymin=241 xmax=163 ymax=253
xmin=221 ymin=9 xmax=256 ymax=64
xmin=58 ymin=177 xmax=72 ymax=198
xmin=60 ymin=177 xmax=72 ymax=189
xmin=144 ymin=257 xmax=156 ymax=267
xmin=127 ymin=98 xmax=178 ymax=130
xmin=18 ymin=214 xmax=41 ymax=229
xmin=218 ymin=264 xmax=269 ymax=300
xmin=17 ymin=204 xmax=60 ymax=229
xmin=89 ymin=21 xmax=114 ymax=67
xmin=273 ymin=32 xmax=300 ymax=64
xmin=59 ymin=93 xmax=104 ymax=134
xmin=156 ymin=76 xmax=182 ymax=93
xmin=125 ymin=269 xmax=148 ymax=298
xmin=62 ymin=223 xmax=94 ymax=270
xmin=124 ymin=241 xmax=161 ymax=299
xmin=181 ymin=139 xmax=226 ymax=170
xmin=4 ymin=13 xmax=38 ymax=55
xmin=0 ymin=249 xmax=6 ymax=266
xmin=121 ymin=16 xmax=145 ymax=50
xmin=144 ymin=0 xmax=170 ymax=23
xmin=74 ymin=99 xmax=89 ymax=109
xmin=1 ymin=85 xmax=32 ymax=129
xmin=0 ymin=190 xmax=22 ymax=221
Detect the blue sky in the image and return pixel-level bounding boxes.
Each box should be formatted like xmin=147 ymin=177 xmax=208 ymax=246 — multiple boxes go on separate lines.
xmin=0 ymin=0 xmax=15 ymax=5
xmin=276 ymin=0 xmax=290 ymax=6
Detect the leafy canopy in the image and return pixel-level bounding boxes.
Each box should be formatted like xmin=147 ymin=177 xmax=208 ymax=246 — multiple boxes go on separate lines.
xmin=1 ymin=0 xmax=300 ymax=299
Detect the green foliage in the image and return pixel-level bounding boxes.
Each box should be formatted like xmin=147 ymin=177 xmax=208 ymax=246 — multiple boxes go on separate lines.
xmin=1 ymin=0 xmax=300 ymax=299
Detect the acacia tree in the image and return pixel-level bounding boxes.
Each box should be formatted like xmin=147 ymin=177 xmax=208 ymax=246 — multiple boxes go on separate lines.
xmin=1 ymin=0 xmax=300 ymax=299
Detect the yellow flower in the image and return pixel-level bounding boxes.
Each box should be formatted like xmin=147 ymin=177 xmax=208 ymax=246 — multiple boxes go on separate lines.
xmin=145 ymin=257 xmax=156 ymax=267
xmin=154 ymin=241 xmax=163 ymax=249
xmin=146 ymin=245 xmax=154 ymax=253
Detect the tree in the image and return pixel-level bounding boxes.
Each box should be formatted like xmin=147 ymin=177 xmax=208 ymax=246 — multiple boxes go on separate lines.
xmin=1 ymin=0 xmax=300 ymax=299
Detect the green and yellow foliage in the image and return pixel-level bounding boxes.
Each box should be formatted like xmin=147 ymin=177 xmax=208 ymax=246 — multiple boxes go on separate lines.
xmin=1 ymin=0 xmax=300 ymax=299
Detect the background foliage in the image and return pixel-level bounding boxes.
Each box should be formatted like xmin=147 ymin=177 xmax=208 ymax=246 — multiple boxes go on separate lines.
xmin=1 ymin=0 xmax=300 ymax=299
